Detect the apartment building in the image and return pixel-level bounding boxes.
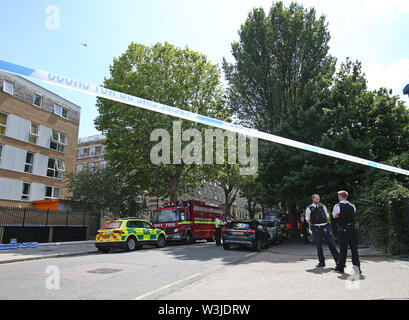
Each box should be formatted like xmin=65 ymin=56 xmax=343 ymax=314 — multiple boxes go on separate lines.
xmin=76 ymin=134 xmax=106 ymax=173
xmin=0 ymin=71 xmax=80 ymax=207
xmin=76 ymin=134 xmax=253 ymax=219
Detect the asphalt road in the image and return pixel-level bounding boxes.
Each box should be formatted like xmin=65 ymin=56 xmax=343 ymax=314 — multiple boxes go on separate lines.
xmin=0 ymin=241 xmax=257 ymax=300
xmin=1 ymin=241 xmax=408 ymax=300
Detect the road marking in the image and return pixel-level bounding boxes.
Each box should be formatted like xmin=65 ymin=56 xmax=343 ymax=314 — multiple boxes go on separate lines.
xmin=134 ymin=273 xmax=202 ymax=300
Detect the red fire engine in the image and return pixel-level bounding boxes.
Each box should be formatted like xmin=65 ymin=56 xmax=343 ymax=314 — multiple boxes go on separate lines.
xmin=151 ymin=200 xmax=224 ymax=243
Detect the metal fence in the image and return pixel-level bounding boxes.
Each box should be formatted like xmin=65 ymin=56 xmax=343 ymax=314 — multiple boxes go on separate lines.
xmin=0 ymin=206 xmax=100 ymax=243
xmin=0 ymin=206 xmax=95 ymax=227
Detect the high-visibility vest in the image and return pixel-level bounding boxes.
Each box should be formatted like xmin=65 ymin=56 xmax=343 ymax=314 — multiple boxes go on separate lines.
xmin=215 ymin=219 xmax=221 ymax=228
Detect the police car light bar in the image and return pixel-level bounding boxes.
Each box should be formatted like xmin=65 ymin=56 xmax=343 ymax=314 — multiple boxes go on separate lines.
xmin=0 ymin=59 xmax=408 ymax=176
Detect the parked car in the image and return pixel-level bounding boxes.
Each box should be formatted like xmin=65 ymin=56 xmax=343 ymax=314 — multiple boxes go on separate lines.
xmin=222 ymin=220 xmax=270 ymax=251
xmin=259 ymin=219 xmax=281 ymax=245
xmin=95 ymin=218 xmax=167 ymax=253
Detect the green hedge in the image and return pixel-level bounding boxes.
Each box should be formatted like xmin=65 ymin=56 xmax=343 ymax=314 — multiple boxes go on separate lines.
xmin=355 ymin=181 xmax=409 ymax=256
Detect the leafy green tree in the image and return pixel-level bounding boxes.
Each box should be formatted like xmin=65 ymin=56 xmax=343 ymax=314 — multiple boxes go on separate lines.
xmin=223 ymin=1 xmax=335 ymax=132
xmin=224 ymin=1 xmax=335 ymax=236
xmin=66 ymin=167 xmax=148 ymax=225
xmin=239 ymin=177 xmax=263 ymax=219
xmin=95 ymin=42 xmax=227 ymax=201
xmin=224 ymin=2 xmax=409 ymax=242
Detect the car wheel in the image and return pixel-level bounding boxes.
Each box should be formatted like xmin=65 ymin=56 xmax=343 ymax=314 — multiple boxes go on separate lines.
xmin=126 ymin=237 xmax=137 ymax=251
xmin=157 ymin=235 xmax=166 ymax=248
xmin=98 ymin=247 xmax=110 ymax=253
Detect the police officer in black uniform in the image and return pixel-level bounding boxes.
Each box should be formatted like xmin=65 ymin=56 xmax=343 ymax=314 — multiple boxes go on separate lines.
xmin=306 ymin=194 xmax=339 ymax=268
xmin=332 ymin=190 xmax=361 ymax=274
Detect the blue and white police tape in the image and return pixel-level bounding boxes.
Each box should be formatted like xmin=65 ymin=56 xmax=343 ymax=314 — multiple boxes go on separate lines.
xmin=1 ymin=59 xmax=408 ymax=176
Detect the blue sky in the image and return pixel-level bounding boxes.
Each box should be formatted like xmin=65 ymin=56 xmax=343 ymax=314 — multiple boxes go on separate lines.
xmin=1 ymin=0 xmax=408 ymax=138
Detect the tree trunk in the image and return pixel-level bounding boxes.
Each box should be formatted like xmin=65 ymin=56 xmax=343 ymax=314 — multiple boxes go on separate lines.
xmin=168 ymin=173 xmax=180 ymax=201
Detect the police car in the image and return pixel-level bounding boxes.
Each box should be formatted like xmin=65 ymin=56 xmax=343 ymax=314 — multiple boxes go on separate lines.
xmin=95 ymin=218 xmax=167 ymax=253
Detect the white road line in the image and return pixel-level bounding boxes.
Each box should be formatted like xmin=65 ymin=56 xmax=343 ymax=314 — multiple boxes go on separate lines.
xmin=134 ymin=273 xmax=202 ymax=300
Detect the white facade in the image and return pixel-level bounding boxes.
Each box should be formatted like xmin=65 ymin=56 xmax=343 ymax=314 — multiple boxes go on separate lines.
xmin=0 ymin=113 xmax=65 ymax=202
xmin=5 ymin=114 xmax=53 ymax=149
xmin=0 ymin=177 xmax=45 ymax=202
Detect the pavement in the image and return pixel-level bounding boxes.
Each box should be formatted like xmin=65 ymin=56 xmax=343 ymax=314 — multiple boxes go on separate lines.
xmin=0 ymin=240 xmax=98 ymax=264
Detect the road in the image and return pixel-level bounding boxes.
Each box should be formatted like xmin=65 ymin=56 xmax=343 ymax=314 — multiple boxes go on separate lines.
xmin=0 ymin=241 xmax=408 ymax=300
xmin=0 ymin=241 xmax=257 ymax=300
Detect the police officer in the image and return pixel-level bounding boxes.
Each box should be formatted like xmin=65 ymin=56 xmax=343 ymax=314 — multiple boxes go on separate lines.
xmin=215 ymin=215 xmax=222 ymax=246
xmin=332 ymin=191 xmax=361 ymax=274
xmin=306 ymin=194 xmax=339 ymax=268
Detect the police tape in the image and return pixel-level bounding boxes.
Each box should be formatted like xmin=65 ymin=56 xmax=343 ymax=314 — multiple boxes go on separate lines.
xmin=1 ymin=59 xmax=408 ymax=176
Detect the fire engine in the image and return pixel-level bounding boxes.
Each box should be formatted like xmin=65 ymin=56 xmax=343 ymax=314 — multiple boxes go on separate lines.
xmin=151 ymin=200 xmax=224 ymax=243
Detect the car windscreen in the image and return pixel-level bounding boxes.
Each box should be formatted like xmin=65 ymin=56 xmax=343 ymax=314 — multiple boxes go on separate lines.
xmin=100 ymin=221 xmax=122 ymax=229
xmin=152 ymin=209 xmax=180 ymax=223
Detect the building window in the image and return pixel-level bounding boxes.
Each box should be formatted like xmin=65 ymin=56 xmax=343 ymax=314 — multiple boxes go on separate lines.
xmin=101 ymin=145 xmax=105 ymax=155
xmin=99 ymin=161 xmax=106 ymax=170
xmin=0 ymin=111 xmax=8 ymax=135
xmin=33 ymin=94 xmax=43 ymax=107
xmin=29 ymin=123 xmax=39 ymax=144
xmin=197 ymin=187 xmax=202 ymax=197
xmin=0 ymin=144 xmax=3 ymax=164
xmin=89 ymin=147 xmax=95 ymax=157
xmin=53 ymin=104 xmax=69 ymax=119
xmin=47 ymin=157 xmax=65 ymax=179
xmin=204 ymin=188 xmax=207 ymax=199
xmin=45 ymin=186 xmax=61 ymax=199
xmin=3 ymin=80 xmax=13 ymax=95
xmin=24 ymin=152 xmax=34 ymax=173
xmin=76 ymin=164 xmax=83 ymax=173
xmin=21 ymin=183 xmax=31 ymax=200
xmin=50 ymin=130 xmax=67 ymax=153
xmin=77 ymin=148 xmax=84 ymax=159
xmin=88 ymin=162 xmax=95 ymax=173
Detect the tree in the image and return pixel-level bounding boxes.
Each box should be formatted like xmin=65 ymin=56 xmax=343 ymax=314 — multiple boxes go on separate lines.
xmin=239 ymin=176 xmax=263 ymax=219
xmin=95 ymin=42 xmax=227 ymax=201
xmin=66 ymin=167 xmax=147 ymax=225
xmin=223 ymin=1 xmax=335 ymax=237
xmin=223 ymin=1 xmax=335 ymax=132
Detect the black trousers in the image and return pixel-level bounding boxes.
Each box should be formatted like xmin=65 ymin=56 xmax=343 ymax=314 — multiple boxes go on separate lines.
xmin=337 ymin=225 xmax=360 ymax=269
xmin=311 ymin=224 xmax=339 ymax=265
xmin=215 ymin=228 xmax=222 ymax=245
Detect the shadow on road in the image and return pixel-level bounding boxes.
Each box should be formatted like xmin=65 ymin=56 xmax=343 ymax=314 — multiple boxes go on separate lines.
xmin=149 ymin=238 xmax=394 ymax=269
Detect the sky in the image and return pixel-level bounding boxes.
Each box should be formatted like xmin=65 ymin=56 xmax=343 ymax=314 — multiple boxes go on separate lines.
xmin=0 ymin=0 xmax=408 ymax=138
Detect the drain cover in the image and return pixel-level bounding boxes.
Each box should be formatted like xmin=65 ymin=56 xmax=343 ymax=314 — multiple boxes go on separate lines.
xmin=87 ymin=268 xmax=122 ymax=274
